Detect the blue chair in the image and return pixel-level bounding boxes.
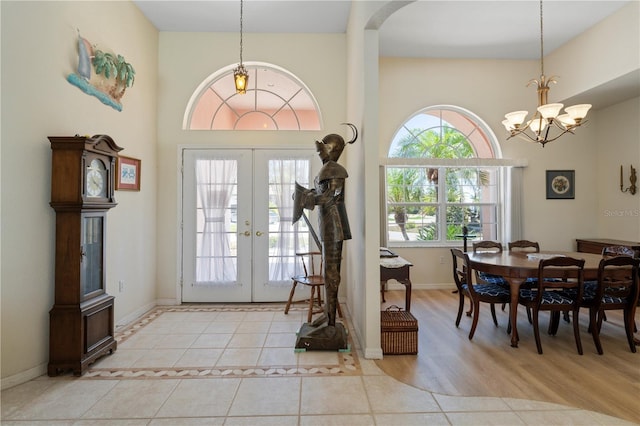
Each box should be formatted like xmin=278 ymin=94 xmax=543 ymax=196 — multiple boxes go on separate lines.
xmin=518 ymin=256 xmax=585 ymax=354
xmin=582 ymin=245 xmax=636 ymax=321
xmin=580 ymin=255 xmax=639 ymax=354
xmin=451 ymin=249 xmax=511 ymax=340
xmin=473 ymin=241 xmax=507 ymax=286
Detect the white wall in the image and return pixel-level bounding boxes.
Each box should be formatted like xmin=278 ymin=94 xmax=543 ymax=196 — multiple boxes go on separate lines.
xmin=0 ymin=1 xmax=158 ymax=386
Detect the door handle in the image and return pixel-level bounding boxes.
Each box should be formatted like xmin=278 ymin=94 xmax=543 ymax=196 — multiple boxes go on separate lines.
xmin=256 ymin=231 xmax=263 ymax=237
xmin=243 ymin=231 xmax=251 ymax=236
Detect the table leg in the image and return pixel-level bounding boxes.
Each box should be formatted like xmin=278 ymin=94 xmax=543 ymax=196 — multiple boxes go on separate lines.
xmin=401 ymin=279 xmax=412 ymax=312
xmin=380 ymin=280 xmax=387 ymax=303
xmin=506 ymin=277 xmax=525 ymax=348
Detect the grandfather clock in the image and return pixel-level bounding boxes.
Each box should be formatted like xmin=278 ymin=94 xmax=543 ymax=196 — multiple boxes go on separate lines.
xmin=48 ymin=134 xmax=123 ymax=376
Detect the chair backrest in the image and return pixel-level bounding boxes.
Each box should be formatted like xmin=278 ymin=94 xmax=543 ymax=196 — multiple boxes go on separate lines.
xmin=596 ymin=255 xmax=640 ymax=306
xmin=537 ymin=256 xmax=585 ymax=299
xmin=451 ymin=248 xmax=473 ymax=294
xmin=601 ymin=245 xmax=636 ymax=258
xmin=472 ymin=241 xmax=503 ymax=253
xmin=296 ymin=251 xmax=323 ymax=277
xmin=508 ymin=240 xmax=540 ymax=252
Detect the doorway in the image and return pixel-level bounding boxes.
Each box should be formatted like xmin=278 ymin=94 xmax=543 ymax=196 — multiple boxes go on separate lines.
xmin=181 ymin=148 xmax=319 ymax=302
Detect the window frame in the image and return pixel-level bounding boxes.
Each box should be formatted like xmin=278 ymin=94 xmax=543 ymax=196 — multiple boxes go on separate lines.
xmin=383 ymin=105 xmax=507 ymax=248
xmin=384 ymin=163 xmax=503 ymax=247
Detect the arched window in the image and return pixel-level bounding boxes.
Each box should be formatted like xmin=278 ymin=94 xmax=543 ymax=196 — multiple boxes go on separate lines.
xmin=183 ymin=62 xmax=322 ymax=131
xmin=384 ymin=106 xmax=504 ymax=245
xmin=389 ymin=107 xmax=497 ymax=159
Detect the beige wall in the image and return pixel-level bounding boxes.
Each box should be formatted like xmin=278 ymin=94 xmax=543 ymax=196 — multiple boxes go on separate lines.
xmin=1 ymin=1 xmax=158 ymax=385
xmin=546 ymin=2 xmax=640 ymax=101
xmin=154 ymin=32 xmax=347 ymax=304
xmin=345 ymin=22 xmax=379 ymax=356
xmin=344 ymin=0 xmax=410 ymax=359
xmin=595 ymin=97 xmax=640 ymax=239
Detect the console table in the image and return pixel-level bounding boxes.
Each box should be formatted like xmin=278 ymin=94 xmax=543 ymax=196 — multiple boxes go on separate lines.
xmin=576 ymin=238 xmax=640 ymax=257
xmin=380 ymin=256 xmax=413 ymax=312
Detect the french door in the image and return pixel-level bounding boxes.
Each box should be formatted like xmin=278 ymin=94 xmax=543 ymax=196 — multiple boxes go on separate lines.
xmin=181 ymin=148 xmax=318 ymax=302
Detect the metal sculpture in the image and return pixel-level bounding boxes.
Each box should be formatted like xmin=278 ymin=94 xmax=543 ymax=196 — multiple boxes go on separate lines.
xmin=293 ymin=123 xmax=357 ymax=350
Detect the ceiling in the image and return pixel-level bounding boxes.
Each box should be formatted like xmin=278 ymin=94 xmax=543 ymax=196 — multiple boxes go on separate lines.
xmin=133 ymin=0 xmax=639 ymax=109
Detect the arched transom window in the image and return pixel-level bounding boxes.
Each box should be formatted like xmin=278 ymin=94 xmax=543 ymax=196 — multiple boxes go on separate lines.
xmin=183 ymin=62 xmax=322 ymax=131
xmin=389 ymin=107 xmax=496 ymax=159
xmin=384 ymin=106 xmax=503 ymax=245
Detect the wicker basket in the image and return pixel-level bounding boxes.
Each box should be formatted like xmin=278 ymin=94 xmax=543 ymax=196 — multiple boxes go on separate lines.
xmin=380 ymin=306 xmax=418 ymax=355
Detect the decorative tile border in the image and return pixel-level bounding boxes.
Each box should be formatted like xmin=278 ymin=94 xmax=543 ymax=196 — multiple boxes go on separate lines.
xmin=84 ymin=304 xmax=361 ymax=379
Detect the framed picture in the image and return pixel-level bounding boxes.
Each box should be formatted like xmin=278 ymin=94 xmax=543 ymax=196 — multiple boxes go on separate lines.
xmin=116 ymin=156 xmax=141 ymax=191
xmin=546 ymin=170 xmax=574 ymax=199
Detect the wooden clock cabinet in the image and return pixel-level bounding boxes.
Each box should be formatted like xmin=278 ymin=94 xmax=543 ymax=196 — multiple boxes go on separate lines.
xmin=48 ymin=135 xmax=123 ymax=376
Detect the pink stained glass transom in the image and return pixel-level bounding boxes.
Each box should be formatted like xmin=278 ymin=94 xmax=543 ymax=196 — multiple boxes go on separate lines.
xmin=187 ymin=64 xmax=321 ymax=131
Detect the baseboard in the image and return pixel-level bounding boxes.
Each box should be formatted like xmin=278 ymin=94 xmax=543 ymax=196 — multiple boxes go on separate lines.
xmin=1 ymin=363 xmax=47 ymax=391
xmin=115 ymin=301 xmax=157 ymax=329
xmin=115 ymin=297 xmax=182 ymax=329
xmin=364 ymin=347 xmax=384 ymax=359
xmin=156 ymin=298 xmax=180 ymax=306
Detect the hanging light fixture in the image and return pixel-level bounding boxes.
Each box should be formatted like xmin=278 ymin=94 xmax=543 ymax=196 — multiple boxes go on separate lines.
xmin=233 ymin=0 xmax=249 ymax=94
xmin=502 ymin=0 xmax=591 ymax=147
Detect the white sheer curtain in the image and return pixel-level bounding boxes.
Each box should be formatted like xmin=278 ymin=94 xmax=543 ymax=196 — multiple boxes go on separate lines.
xmin=379 ymin=165 xmax=388 ymax=248
xmin=268 ymin=159 xmax=309 ymax=283
xmin=196 ymin=159 xmax=237 ymax=285
xmin=505 ymin=166 xmax=524 ymax=243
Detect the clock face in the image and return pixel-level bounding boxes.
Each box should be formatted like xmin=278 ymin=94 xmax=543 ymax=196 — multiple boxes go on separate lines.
xmin=86 ymin=159 xmax=107 ymax=198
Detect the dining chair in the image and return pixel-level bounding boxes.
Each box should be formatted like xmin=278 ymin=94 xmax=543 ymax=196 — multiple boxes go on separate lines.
xmin=472 ymin=241 xmax=507 ymax=286
xmin=602 ymin=246 xmax=639 ymax=332
xmin=508 ymin=240 xmax=540 ymax=252
xmin=580 ymin=255 xmax=639 ymax=354
xmin=518 ymin=256 xmax=586 ymax=355
xmin=473 ymin=241 xmax=511 ymax=321
xmin=508 ymin=240 xmax=541 ymax=322
xmin=508 ymin=240 xmax=542 ymax=289
xmin=583 ymin=245 xmax=637 ymax=325
xmin=450 ymin=248 xmax=511 ymax=340
xmin=284 ymin=252 xmax=325 ymax=322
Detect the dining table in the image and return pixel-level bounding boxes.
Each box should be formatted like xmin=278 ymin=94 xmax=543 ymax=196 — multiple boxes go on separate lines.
xmin=466 ymin=250 xmax=604 ymax=347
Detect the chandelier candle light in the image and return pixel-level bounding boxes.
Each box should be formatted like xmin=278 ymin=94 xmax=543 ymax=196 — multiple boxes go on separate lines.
xmin=233 ymin=0 xmax=249 ymax=94
xmin=502 ymin=0 xmax=591 ymax=147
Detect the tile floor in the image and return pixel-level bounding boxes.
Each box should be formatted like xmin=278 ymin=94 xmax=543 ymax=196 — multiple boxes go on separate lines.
xmin=1 ymin=304 xmax=636 ymax=425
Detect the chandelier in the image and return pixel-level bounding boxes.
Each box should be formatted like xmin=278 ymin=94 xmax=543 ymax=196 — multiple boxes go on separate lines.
xmin=502 ymin=0 xmax=591 ymax=147
xmin=233 ymin=0 xmax=249 ymax=94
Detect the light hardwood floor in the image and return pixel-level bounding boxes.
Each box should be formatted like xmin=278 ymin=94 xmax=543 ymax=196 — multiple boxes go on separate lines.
xmin=376 ymin=289 xmax=640 ymax=424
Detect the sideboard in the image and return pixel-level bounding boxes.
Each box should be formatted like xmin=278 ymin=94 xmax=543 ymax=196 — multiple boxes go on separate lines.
xmin=576 ymin=238 xmax=640 ymax=257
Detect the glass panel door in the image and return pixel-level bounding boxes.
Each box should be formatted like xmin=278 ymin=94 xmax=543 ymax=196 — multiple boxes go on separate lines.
xmin=252 ymin=150 xmax=318 ymax=302
xmin=181 ymin=149 xmax=317 ymax=302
